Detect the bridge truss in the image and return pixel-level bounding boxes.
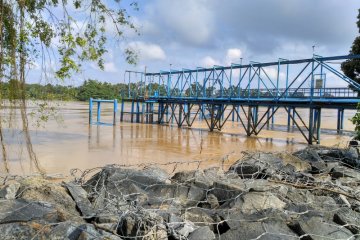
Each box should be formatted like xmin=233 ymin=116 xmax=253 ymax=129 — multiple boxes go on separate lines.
xmin=119 ymin=55 xmax=360 ymax=144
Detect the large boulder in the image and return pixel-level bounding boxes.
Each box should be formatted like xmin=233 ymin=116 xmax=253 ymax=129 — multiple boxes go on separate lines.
xmin=289 ymin=215 xmax=354 ymax=240
xmin=228 ymin=152 xmax=311 ymax=180
xmin=64 ymin=182 xmax=96 ymax=219
xmin=183 ymin=208 xmax=216 ymax=231
xmin=17 ymin=177 xmax=83 ymax=222
xmin=220 ymin=218 xmax=297 ymax=240
xmin=0 ymin=199 xmax=59 ymax=224
xmin=188 ymin=226 xmax=215 ymax=240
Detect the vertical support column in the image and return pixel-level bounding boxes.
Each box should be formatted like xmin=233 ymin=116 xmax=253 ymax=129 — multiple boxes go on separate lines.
xmin=145 ymin=103 xmax=149 ymax=123
xmin=266 ymin=107 xmax=270 ymax=129
xmin=221 ymin=104 xmax=225 ymax=121
xmin=292 ymin=107 xmax=296 ymax=127
xmin=308 ymin=107 xmax=314 ymax=145
xmin=313 ymin=109 xmax=318 ymax=134
xmin=285 ymin=63 xmax=289 ymax=98
xmin=131 ymin=101 xmax=135 ymax=123
xmin=178 ymin=103 xmax=183 ymax=127
xmin=89 ymin=98 xmax=93 ymax=125
xmin=141 ymin=103 xmax=145 ymax=123
xmin=187 ymin=103 xmax=191 ymax=125
xmin=165 ymin=104 xmax=169 ymax=123
xmin=247 ymin=106 xmax=252 ymax=136
xmin=97 ymin=100 xmax=101 ymax=123
xmin=337 ymin=109 xmax=344 ymax=134
xmin=120 ymin=99 xmax=124 ymax=122
xmin=232 ymin=105 xmax=235 ymax=122
xmin=150 ymin=103 xmax=154 ymax=123
xmin=158 ymin=103 xmax=163 ymax=124
xmin=113 ymin=99 xmax=117 ymax=126
xmin=316 ymin=108 xmax=322 ymax=144
xmin=253 ymin=106 xmax=259 ymax=127
xmin=271 ymin=106 xmax=275 ymax=127
xmin=201 ymin=104 xmax=205 ymax=120
xmin=237 ymin=106 xmax=240 ymax=122
xmin=210 ymin=104 xmax=215 ymax=131
xmin=310 ymin=61 xmax=315 ymax=102
xmin=287 ymin=107 xmax=292 ymax=131
xmin=136 ymin=101 xmax=140 ymax=123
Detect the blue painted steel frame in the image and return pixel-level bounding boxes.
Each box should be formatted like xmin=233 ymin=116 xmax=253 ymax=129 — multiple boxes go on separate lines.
xmin=133 ymin=55 xmax=360 ymax=101
xmin=89 ymin=98 xmax=118 ymax=126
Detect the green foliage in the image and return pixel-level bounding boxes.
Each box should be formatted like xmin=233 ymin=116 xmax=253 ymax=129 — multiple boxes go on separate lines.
xmin=77 ymin=80 xmax=124 ymax=101
xmin=342 ymin=9 xmax=360 ymax=139
xmin=341 ymin=9 xmax=360 ymax=88
xmin=0 ymin=0 xmax=138 ymax=172
xmin=352 ymin=104 xmax=360 ymax=140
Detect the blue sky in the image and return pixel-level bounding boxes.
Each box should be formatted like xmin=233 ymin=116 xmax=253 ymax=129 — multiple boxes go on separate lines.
xmin=29 ymin=0 xmax=360 ymax=86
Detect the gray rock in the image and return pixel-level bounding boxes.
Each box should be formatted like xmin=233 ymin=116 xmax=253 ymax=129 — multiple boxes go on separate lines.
xmin=187 ymin=184 xmax=206 ymax=206
xmin=0 ymin=222 xmax=40 ymax=240
xmin=240 ymin=192 xmax=286 ymax=214
xmin=0 ymin=182 xmax=20 ymax=200
xmin=293 ymin=147 xmax=328 ymax=173
xmin=330 ymin=165 xmax=360 ymax=180
xmin=188 ymin=226 xmax=215 ymax=240
xmin=228 ymin=152 xmax=283 ymax=178
xmin=168 ymin=214 xmax=183 ymax=229
xmin=64 ymin=182 xmax=95 ymax=219
xmin=220 ymin=220 xmax=298 ymax=240
xmin=183 ymin=208 xmax=215 ymax=230
xmin=344 ymin=147 xmax=359 ymax=160
xmin=146 ymin=184 xmax=189 ymax=205
xmin=289 ymin=216 xmax=354 ymax=240
xmin=118 ymin=210 xmax=165 ymax=239
xmin=85 ymin=166 xmax=169 ymax=197
xmin=211 ymin=179 xmax=246 ymax=202
xmin=47 ymin=221 xmax=80 ymax=239
xmin=175 ymin=221 xmax=197 ymax=238
xmin=0 ymin=199 xmax=58 ymax=224
xmin=171 ymin=170 xmax=214 ymax=189
xmin=333 ymin=207 xmax=360 ymax=234
xmin=69 ymin=223 xmax=121 ymax=240
xmin=18 ymin=177 xmax=83 ymax=222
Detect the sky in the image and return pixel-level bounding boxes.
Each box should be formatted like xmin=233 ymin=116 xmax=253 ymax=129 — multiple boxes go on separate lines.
xmin=29 ymin=0 xmax=360 ymax=86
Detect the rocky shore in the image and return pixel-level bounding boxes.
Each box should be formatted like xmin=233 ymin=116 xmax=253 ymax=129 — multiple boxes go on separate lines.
xmin=1 ymin=146 xmax=360 ymax=239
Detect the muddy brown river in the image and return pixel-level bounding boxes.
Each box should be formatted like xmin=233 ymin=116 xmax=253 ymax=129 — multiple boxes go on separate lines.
xmin=0 ymin=101 xmax=356 ymax=176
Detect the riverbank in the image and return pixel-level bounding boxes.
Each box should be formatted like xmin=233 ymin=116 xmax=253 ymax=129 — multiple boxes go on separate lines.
xmin=0 ymin=146 xmax=359 ymax=239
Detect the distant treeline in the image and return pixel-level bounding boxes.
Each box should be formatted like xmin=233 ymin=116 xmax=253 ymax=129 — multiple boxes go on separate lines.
xmin=0 ymin=79 xmax=132 ymax=101
xmin=1 ymin=79 xmax=302 ymax=101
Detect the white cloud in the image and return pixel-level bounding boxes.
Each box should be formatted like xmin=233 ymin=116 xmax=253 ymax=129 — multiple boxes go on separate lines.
xmin=148 ymin=0 xmax=214 ymax=46
xmin=200 ymin=56 xmax=220 ymax=68
xmin=225 ymin=48 xmax=243 ymax=65
xmin=104 ymin=62 xmax=118 ymax=73
xmin=128 ymin=41 xmax=166 ymax=61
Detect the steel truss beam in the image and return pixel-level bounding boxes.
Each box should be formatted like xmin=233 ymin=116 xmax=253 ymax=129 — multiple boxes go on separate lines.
xmin=154 ymin=100 xmax=326 ymax=144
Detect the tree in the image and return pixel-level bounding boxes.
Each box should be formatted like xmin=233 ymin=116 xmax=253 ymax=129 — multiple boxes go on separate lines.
xmin=0 ymin=0 xmax=138 ymax=173
xmin=341 ymin=9 xmax=360 ymax=87
xmin=342 ymin=9 xmax=360 ymax=140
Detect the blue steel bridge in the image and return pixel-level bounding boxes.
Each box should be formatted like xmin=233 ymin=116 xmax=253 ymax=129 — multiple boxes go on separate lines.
xmin=90 ymin=55 xmax=360 ymax=144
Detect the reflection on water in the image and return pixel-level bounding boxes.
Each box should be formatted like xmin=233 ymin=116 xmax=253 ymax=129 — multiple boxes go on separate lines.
xmin=1 ymin=101 xmax=356 ymax=176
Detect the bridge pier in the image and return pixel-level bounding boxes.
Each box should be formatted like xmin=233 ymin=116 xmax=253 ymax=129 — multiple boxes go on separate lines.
xmin=130 ymin=100 xmax=135 ymax=123
xmin=120 ymin=99 xmax=124 ymax=122
xmin=337 ymin=108 xmax=344 ymax=134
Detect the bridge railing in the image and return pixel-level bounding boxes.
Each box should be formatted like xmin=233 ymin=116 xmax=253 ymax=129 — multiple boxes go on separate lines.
xmin=121 ymin=87 xmax=358 ymax=99
xmin=123 ymin=55 xmax=360 ymax=101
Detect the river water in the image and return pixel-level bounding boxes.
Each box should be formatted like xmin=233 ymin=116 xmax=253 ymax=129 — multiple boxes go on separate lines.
xmin=1 ymin=101 xmax=356 ymax=176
